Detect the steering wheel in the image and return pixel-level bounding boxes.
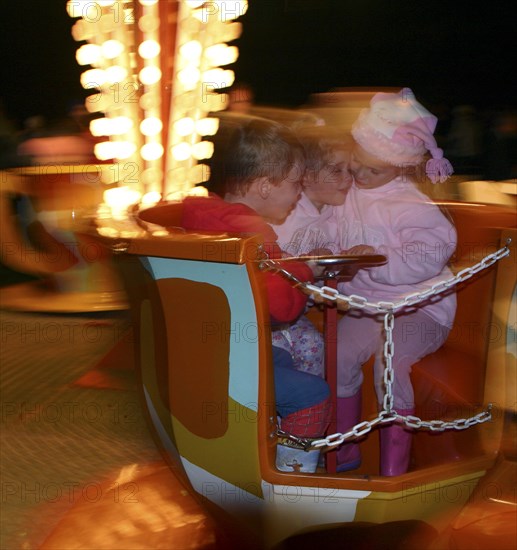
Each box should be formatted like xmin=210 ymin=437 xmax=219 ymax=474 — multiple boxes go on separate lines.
xmin=279 ymin=254 xmax=388 ymax=281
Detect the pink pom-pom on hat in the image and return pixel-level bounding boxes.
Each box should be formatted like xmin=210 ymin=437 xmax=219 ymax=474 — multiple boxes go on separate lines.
xmin=351 ymin=88 xmax=454 ymax=183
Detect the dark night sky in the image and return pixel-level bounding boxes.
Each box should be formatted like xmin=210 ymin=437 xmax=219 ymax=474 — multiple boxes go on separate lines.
xmin=1 ymin=0 xmax=516 ymax=128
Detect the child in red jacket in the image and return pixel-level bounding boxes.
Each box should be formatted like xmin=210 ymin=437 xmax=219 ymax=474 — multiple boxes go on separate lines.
xmin=181 ymin=117 xmax=331 ymax=472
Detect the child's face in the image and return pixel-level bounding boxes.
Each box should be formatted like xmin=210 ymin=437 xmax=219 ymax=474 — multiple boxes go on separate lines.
xmin=304 ymin=149 xmax=352 ymax=210
xmin=350 ymin=143 xmax=401 ymax=189
xmin=261 ymin=161 xmax=304 ymax=224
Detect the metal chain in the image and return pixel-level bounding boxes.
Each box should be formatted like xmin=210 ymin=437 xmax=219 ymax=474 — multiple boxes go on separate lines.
xmin=382 ymin=313 xmax=395 ymax=414
xmin=261 ymin=240 xmax=511 ymax=315
xmin=260 ymin=240 xmax=511 ymax=451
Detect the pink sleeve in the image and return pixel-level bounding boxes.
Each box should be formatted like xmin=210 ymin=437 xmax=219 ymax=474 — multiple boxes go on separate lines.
xmin=369 ymin=209 xmax=457 ymax=286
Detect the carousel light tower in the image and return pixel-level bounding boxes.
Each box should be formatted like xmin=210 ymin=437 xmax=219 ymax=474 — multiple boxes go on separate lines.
xmin=67 ymin=0 xmax=246 ymax=227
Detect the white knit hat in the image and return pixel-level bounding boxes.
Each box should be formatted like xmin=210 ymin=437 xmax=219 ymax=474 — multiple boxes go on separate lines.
xmin=351 ymin=88 xmax=454 ymax=183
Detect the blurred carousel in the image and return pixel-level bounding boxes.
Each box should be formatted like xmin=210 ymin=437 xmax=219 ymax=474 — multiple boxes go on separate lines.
xmin=0 ymin=0 xmax=246 ymax=313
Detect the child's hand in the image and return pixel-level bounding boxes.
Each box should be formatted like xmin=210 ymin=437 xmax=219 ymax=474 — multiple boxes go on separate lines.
xmin=341 ymin=245 xmax=376 ymax=255
xmin=306 ymin=261 xmax=327 ymax=278
xmin=297 ymin=249 xmax=333 ymax=278
xmin=304 ymin=249 xmax=334 ymax=277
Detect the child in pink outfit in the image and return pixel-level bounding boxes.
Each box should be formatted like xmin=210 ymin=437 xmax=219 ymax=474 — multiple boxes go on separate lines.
xmin=335 ymin=88 xmax=457 ymax=476
xmin=272 ymin=128 xmax=353 ymax=377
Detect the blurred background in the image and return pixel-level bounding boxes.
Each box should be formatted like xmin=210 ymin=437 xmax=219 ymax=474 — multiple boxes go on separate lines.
xmin=1 ymin=1 xmax=517 ymax=122
xmin=1 ymin=0 xmax=516 ymax=178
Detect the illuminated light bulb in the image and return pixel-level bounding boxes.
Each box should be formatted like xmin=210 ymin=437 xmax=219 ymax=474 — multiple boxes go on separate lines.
xmin=111 ymin=117 xmax=134 ymax=135
xmin=177 ymin=67 xmax=201 ymax=89
xmin=222 ymin=46 xmax=239 ymax=65
xmin=66 ymin=0 xmax=88 ymax=18
xmin=188 ymin=185 xmax=209 ymax=197
xmin=192 ymin=141 xmax=214 ymax=160
xmin=104 ymin=186 xmax=142 ymax=220
xmin=179 ymin=40 xmax=202 ymax=61
xmin=139 ymin=0 xmax=159 ymax=6
xmin=173 ymin=117 xmax=195 ymax=137
xmin=182 ymin=16 xmax=201 ymax=34
xmin=76 ymin=44 xmax=101 ymax=66
xmin=104 ymin=186 xmax=142 ymax=208
xmin=149 ymin=226 xmax=169 ymax=236
xmin=202 ymin=68 xmax=235 ymax=88
xmin=95 ymin=141 xmax=137 ymax=160
xmin=98 ymin=226 xmax=120 ymax=238
xmin=223 ymin=0 xmax=248 ymax=19
xmin=204 ymin=93 xmax=229 ymax=112
xmin=141 ymin=191 xmax=162 ymax=206
xmin=71 ymin=21 xmax=92 ymax=42
xmin=185 ymin=0 xmax=205 ymax=8
xmin=90 ymin=118 xmax=110 ymax=136
xmin=191 ymin=8 xmax=210 ymax=22
xmin=102 ymin=40 xmax=125 ymax=59
xmin=80 ymin=69 xmax=107 ymax=89
xmin=189 ymin=164 xmax=210 ymax=185
xmin=85 ymin=94 xmax=103 ymax=113
xmin=115 ymin=141 xmax=138 ymax=160
xmin=138 ymin=40 xmax=161 ymax=59
xmin=106 ymin=65 xmax=128 ymax=84
xmin=85 ymin=93 xmax=113 ymax=113
xmin=171 ymin=142 xmax=192 ymax=161
xmin=175 ymin=92 xmax=196 ymax=111
xmin=204 ymin=44 xmax=238 ymax=66
xmin=222 ymin=22 xmax=243 ymax=42
xmin=166 ymin=166 xmax=188 ymax=188
xmin=196 ymin=117 xmax=219 ymax=136
xmin=121 ymin=228 xmax=144 ymax=238
xmin=77 ymin=2 xmax=103 ymax=23
xmin=99 ymin=14 xmax=117 ymax=33
xmin=95 ymin=142 xmax=117 ymax=161
xmin=141 ymin=142 xmax=164 ymax=161
xmin=139 ymin=66 xmax=162 ymax=85
xmin=204 ymin=44 xmax=226 ymax=62
xmin=138 ymin=14 xmax=160 ymax=32
xmin=140 ymin=117 xmax=163 ymax=136
xmin=139 ymin=92 xmax=160 ymax=110
xmin=165 ymin=190 xmax=186 ymax=202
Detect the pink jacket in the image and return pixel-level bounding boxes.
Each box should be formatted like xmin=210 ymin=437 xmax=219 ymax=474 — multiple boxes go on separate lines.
xmin=272 ymin=193 xmax=342 ymax=256
xmin=337 ymin=178 xmax=457 ymax=328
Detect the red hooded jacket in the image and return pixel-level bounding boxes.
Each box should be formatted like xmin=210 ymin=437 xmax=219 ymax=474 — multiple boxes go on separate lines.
xmin=181 ymin=195 xmax=313 ymax=323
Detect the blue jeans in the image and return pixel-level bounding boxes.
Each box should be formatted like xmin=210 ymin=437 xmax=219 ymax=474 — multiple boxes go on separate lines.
xmin=272 ymin=346 xmax=330 ymax=417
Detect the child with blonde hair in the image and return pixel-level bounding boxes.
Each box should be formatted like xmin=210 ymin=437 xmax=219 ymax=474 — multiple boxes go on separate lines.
xmin=272 ymin=127 xmax=353 ymax=377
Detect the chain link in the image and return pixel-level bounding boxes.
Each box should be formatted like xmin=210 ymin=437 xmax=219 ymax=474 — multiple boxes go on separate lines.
xmin=261 ymin=241 xmax=511 ymax=451
xmin=382 ymin=313 xmax=395 ymax=413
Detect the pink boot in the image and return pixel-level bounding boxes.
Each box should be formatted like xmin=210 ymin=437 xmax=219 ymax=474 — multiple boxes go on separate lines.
xmin=336 ymin=394 xmax=362 ymax=472
xmin=379 ymin=409 xmax=414 ymax=476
